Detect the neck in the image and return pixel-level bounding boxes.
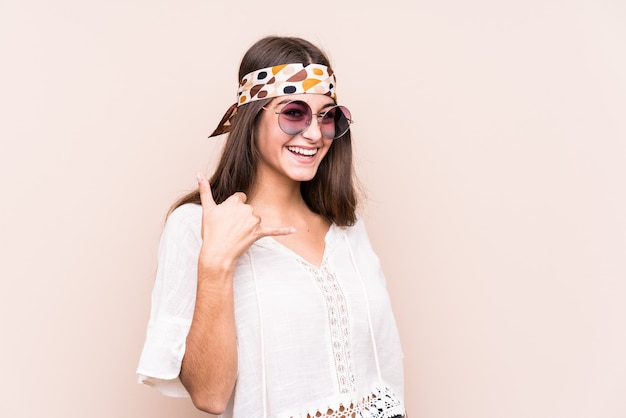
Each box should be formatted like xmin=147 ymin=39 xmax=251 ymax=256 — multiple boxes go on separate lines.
xmin=249 ymin=177 xmax=304 ymax=208
xmin=247 ymin=177 xmax=320 ymax=227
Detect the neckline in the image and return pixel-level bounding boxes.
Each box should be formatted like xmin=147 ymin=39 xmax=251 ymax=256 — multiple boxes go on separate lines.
xmin=254 ymin=223 xmax=338 ymax=269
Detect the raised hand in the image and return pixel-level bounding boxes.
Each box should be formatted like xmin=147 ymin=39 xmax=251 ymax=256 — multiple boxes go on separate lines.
xmin=195 ymin=172 xmax=295 ymax=275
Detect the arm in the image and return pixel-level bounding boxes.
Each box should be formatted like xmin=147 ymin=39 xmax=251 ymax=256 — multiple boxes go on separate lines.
xmin=180 ymin=257 xmax=238 ymax=414
xmin=179 ymin=173 xmax=295 ymax=414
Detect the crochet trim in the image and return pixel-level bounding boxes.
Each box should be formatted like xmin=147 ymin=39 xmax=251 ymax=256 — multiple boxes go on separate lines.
xmin=296 ymin=386 xmax=404 ymax=418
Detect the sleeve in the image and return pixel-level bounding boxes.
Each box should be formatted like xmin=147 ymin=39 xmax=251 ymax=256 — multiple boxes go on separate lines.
xmin=136 ymin=203 xmax=202 ymax=397
xmin=346 ymin=216 xmax=406 ymax=400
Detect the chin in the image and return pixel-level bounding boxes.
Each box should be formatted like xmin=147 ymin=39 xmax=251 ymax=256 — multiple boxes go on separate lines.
xmin=287 ymin=170 xmax=319 ymax=182
xmin=291 ymin=175 xmax=317 ymax=182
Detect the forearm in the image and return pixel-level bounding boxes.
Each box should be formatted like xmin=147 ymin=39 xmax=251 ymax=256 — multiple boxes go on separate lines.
xmin=180 ymin=260 xmax=238 ymax=414
xmin=181 ymin=172 xmax=294 ymax=413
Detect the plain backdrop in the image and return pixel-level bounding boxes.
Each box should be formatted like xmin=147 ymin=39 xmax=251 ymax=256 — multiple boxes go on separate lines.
xmin=1 ymin=1 xmax=625 ymax=417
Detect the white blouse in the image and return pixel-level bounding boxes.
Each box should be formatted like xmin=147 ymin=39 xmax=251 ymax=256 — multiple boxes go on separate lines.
xmin=137 ymin=203 xmax=405 ymax=418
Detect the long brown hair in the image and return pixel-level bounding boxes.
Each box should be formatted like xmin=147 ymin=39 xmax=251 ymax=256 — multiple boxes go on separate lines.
xmin=170 ymin=36 xmax=359 ymax=226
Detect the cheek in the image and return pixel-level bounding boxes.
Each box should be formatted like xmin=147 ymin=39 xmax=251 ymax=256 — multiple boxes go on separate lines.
xmin=255 ymin=120 xmax=278 ymax=150
xmin=254 ymin=127 xmax=290 ymax=163
xmin=258 ymin=115 xmax=289 ymax=143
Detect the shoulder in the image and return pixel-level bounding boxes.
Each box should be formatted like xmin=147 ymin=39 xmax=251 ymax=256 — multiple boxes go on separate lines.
xmin=167 ymin=203 xmax=202 ymax=225
xmin=161 ymin=203 xmax=202 ymax=242
xmin=339 ymin=214 xmax=370 ymax=242
xmin=343 ymin=213 xmax=368 ymax=232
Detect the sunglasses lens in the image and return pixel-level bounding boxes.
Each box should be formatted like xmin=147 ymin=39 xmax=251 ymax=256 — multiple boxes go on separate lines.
xmin=320 ymin=105 xmax=352 ymax=139
xmin=276 ymin=101 xmax=352 ymax=139
xmin=277 ymin=101 xmax=311 ymax=135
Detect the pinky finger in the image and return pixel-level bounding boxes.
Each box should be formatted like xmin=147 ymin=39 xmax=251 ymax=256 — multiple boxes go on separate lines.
xmin=261 ymin=226 xmax=297 ymax=238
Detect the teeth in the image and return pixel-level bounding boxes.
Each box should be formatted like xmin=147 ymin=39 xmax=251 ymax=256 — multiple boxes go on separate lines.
xmin=287 ymin=146 xmax=317 ymax=156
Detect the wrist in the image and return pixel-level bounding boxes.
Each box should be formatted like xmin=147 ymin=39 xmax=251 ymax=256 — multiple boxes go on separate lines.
xmin=198 ymin=251 xmax=237 ymax=285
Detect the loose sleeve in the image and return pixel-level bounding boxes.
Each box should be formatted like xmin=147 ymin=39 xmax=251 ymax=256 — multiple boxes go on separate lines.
xmin=136 ymin=204 xmax=202 ymax=397
xmin=344 ymin=216 xmax=406 ymax=401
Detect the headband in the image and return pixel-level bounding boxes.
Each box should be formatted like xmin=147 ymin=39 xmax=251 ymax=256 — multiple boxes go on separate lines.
xmin=209 ymin=63 xmax=337 ymax=137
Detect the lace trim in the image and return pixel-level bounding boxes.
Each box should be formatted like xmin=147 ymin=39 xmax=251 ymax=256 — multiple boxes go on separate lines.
xmin=298 ymin=259 xmax=356 ymax=394
xmin=296 ymin=386 xmax=404 ymax=418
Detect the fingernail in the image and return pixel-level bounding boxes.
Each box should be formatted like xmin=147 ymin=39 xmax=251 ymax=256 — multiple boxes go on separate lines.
xmin=196 ymin=172 xmax=204 ymax=183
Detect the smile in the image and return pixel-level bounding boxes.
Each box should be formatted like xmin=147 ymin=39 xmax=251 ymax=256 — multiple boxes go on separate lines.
xmin=287 ymin=146 xmax=318 ymax=157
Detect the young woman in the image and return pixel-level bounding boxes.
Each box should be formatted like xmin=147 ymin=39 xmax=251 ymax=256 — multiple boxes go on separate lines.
xmin=137 ymin=36 xmax=406 ymax=418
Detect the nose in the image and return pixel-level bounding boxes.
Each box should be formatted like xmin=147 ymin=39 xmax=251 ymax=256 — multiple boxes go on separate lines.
xmin=301 ymin=115 xmax=324 ymax=142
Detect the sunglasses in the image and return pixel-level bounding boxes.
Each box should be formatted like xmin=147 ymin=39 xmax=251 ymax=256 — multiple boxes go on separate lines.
xmin=262 ymin=100 xmax=353 ymax=140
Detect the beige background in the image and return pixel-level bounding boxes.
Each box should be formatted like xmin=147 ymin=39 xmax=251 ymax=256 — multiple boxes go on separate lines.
xmin=1 ymin=1 xmax=625 ymax=417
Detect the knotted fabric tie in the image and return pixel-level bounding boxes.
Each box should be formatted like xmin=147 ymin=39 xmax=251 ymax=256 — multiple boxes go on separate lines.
xmin=209 ymin=63 xmax=337 ymax=137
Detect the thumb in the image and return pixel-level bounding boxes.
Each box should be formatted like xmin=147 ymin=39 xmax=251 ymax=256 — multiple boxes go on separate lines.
xmin=196 ymin=172 xmax=216 ymax=208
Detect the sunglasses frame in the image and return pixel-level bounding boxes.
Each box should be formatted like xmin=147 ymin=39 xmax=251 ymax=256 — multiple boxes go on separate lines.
xmin=262 ymin=100 xmax=353 ymax=140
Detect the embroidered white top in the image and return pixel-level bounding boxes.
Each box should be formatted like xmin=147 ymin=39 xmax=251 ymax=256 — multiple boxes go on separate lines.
xmin=137 ymin=203 xmax=405 ymax=418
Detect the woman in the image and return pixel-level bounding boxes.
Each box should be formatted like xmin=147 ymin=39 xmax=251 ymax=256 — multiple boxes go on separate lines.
xmin=137 ymin=36 xmax=406 ymax=418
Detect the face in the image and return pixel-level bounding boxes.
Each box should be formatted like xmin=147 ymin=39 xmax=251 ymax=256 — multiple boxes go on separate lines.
xmin=255 ymin=93 xmax=336 ymax=184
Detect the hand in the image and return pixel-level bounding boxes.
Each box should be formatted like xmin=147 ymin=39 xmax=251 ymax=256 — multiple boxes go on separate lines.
xmin=196 ymin=172 xmax=295 ymax=272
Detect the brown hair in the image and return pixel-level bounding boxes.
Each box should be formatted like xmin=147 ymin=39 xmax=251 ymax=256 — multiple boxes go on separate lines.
xmin=170 ymin=36 xmax=359 ymax=226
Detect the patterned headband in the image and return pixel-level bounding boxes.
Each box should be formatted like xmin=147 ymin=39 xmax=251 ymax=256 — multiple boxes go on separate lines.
xmin=209 ymin=63 xmax=337 ymax=137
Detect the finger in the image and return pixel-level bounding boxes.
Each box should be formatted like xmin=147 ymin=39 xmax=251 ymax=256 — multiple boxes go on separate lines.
xmin=230 ymin=191 xmax=247 ymax=204
xmin=259 ymin=226 xmax=297 ymax=238
xmin=196 ymin=172 xmax=216 ymax=207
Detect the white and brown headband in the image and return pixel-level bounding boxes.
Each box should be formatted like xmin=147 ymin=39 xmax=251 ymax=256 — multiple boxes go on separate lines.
xmin=209 ymin=63 xmax=337 ymax=137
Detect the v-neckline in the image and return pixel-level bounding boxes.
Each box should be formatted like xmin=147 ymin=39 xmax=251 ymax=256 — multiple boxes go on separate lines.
xmin=254 ymin=223 xmax=337 ymax=270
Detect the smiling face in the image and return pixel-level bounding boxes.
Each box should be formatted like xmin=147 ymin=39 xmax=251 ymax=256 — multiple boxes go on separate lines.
xmin=254 ymin=93 xmax=336 ymax=185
